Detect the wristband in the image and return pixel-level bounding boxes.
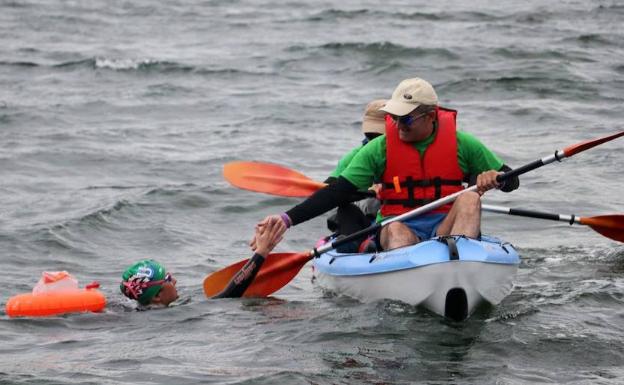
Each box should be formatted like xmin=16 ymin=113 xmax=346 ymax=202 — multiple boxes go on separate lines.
xmin=280 ymin=213 xmax=292 ymax=228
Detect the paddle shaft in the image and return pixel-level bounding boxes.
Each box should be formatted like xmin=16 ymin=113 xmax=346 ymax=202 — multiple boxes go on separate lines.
xmin=481 ymin=204 xmax=580 ymax=225
xmin=481 ymin=203 xmax=624 ymax=242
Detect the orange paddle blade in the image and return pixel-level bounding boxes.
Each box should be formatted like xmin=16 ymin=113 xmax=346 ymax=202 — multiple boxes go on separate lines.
xmin=563 ymin=131 xmax=624 ymax=157
xmin=241 ymin=252 xmax=313 ymax=297
xmin=203 ymin=252 xmax=313 ymax=298
xmin=579 ymin=215 xmax=624 ymax=242
xmin=223 ymin=161 xmax=325 ymax=197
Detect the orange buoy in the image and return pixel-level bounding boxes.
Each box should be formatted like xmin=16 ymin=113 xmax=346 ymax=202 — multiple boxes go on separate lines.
xmin=5 ymin=271 xmax=106 ymax=318
xmin=6 ymin=290 xmax=106 ymax=317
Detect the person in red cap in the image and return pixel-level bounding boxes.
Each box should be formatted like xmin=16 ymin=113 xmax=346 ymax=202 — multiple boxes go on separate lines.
xmin=253 ymin=78 xmax=519 ymax=251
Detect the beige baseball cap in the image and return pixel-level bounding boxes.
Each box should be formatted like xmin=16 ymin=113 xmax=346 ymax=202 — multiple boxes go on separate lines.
xmin=380 ymin=78 xmax=438 ymax=116
xmin=361 ymin=99 xmax=387 ymax=135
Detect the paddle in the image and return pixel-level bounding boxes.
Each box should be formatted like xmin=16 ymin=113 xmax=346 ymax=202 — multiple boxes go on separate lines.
xmin=481 ymin=204 xmax=624 ymax=242
xmin=223 ymin=161 xmax=325 ymax=198
xmin=223 ymin=154 xmax=624 ymax=243
xmin=203 ymin=252 xmax=311 ymax=298
xmin=205 ymin=131 xmax=624 ymax=297
xmin=224 ymin=161 xmax=375 ymax=201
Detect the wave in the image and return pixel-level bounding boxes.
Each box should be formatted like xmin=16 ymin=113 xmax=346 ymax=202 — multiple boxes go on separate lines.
xmin=304 ymin=8 xmax=371 ymax=21
xmin=507 ymin=5 xmax=623 ymax=23
xmin=297 ymin=6 xmax=621 ymax=42
xmin=562 ymin=34 xmax=621 ymax=48
xmin=40 ymin=183 xmax=217 ymax=232
xmin=94 ymin=57 xmax=195 ymax=72
xmin=303 ymin=8 xmax=500 ymax=22
xmin=0 ymin=57 xmax=192 ymax=72
xmin=85 ymin=184 xmax=154 ymax=191
xmin=67 ymin=199 xmax=136 ymax=229
xmin=437 ymin=74 xmax=598 ymax=98
xmin=51 ymin=57 xmax=198 ymax=73
xmin=1 ymin=1 xmax=28 ymax=8
xmin=288 ymin=41 xmax=460 ymax=61
xmin=0 ymin=60 xmax=40 ymax=68
xmin=491 ymin=47 xmax=593 ymax=62
xmin=0 ymin=56 xmax=252 ymax=75
xmin=515 ymin=277 xmax=624 ymax=314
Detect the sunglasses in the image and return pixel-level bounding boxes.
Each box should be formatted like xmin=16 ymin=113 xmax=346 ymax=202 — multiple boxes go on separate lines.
xmin=393 ymin=111 xmax=429 ymax=126
xmin=122 ymin=272 xmax=174 ymax=300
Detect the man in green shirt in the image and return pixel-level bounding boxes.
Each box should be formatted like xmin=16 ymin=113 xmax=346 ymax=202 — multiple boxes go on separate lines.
xmin=252 ymin=78 xmax=519 ymax=252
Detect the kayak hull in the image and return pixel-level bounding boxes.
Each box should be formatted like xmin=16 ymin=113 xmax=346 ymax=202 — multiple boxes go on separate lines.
xmin=312 ymin=235 xmax=520 ymax=320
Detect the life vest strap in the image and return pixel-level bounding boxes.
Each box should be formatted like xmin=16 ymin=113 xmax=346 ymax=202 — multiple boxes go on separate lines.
xmin=382 ymin=177 xmax=463 ymax=208
xmin=382 ymin=198 xmax=437 ymax=207
xmin=383 ymin=178 xmax=463 ymax=189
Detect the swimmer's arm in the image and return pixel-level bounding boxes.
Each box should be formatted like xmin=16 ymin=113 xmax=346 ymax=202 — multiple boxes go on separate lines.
xmin=212 ymin=253 xmax=265 ymax=298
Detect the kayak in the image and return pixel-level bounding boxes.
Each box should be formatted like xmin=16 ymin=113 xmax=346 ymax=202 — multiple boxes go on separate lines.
xmin=312 ymin=235 xmax=520 ymax=321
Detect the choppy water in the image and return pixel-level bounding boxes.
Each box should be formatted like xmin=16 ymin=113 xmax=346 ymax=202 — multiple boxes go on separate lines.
xmin=1 ymin=0 xmax=624 ymax=384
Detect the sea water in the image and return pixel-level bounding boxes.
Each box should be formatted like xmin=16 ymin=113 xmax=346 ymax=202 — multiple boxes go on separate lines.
xmin=1 ymin=1 xmax=623 ymax=383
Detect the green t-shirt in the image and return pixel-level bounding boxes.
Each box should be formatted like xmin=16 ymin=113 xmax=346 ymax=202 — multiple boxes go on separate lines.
xmin=329 ymin=146 xmax=363 ymax=178
xmin=340 ymin=130 xmax=504 ymax=190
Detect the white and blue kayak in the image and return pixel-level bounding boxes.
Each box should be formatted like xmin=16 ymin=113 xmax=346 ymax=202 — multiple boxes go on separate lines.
xmin=312 ymin=235 xmax=520 ymax=321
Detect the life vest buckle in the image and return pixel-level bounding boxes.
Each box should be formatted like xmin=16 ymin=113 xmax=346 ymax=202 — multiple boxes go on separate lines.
xmin=392 ymin=176 xmax=401 ymax=193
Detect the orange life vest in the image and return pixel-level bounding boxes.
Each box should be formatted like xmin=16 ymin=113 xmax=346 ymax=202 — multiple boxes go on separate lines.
xmin=379 ymin=107 xmax=464 ymax=216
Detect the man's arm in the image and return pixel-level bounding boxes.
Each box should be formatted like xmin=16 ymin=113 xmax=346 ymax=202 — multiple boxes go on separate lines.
xmin=286 ymin=176 xmax=359 ymax=226
xmin=255 ymin=136 xmax=384 ymax=232
xmin=457 ymin=131 xmax=520 ymax=194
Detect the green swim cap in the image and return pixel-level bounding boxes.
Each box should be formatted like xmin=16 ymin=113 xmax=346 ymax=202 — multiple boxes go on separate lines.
xmin=120 ymin=259 xmax=166 ymax=305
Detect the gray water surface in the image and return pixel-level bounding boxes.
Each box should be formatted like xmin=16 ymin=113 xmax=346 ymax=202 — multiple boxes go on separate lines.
xmin=1 ymin=1 xmax=624 ymax=384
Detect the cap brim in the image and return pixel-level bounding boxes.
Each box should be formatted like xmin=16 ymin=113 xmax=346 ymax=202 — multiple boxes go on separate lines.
xmin=380 ymin=100 xmax=419 ymax=116
xmin=361 ymin=119 xmax=386 ymax=135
